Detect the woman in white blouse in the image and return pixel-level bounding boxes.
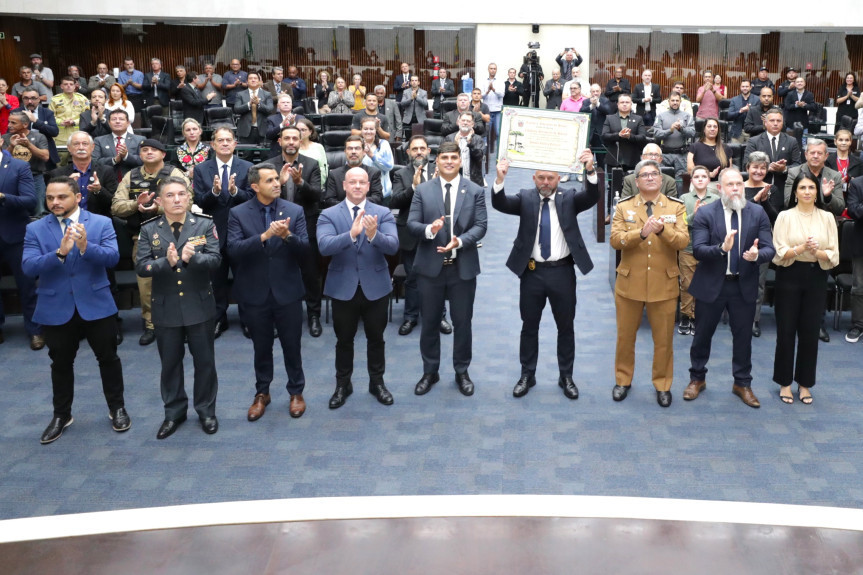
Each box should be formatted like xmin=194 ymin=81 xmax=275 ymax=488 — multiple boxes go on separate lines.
xmin=105 ymin=83 xmax=135 ymax=132
xmin=771 ymin=173 xmax=839 ymax=404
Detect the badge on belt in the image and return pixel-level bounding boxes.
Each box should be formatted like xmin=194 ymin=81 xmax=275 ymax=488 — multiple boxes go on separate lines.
xmin=528 ymin=259 xmax=536 ymax=271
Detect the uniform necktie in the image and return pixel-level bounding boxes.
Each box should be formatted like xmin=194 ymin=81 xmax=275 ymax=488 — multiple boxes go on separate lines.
xmin=645 ymin=200 xmax=654 ymax=217
xmin=771 ymin=136 xmax=778 ymax=158
xmin=730 ymin=210 xmax=740 ymax=275
xmin=444 ymin=183 xmax=452 ymax=246
xmin=171 ymin=221 xmax=182 ymax=241
xmin=540 ymin=198 xmax=551 ymax=260
xmin=221 ymin=163 xmax=229 ymax=193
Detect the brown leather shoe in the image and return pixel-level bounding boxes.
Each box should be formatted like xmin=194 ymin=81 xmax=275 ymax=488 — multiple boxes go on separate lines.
xmin=732 ymin=385 xmax=760 ymax=408
xmin=683 ymin=380 xmax=706 ymax=400
xmin=30 ymin=335 xmax=46 ymax=351
xmin=289 ymin=394 xmax=306 ymax=418
xmin=247 ymin=393 xmax=271 ymax=421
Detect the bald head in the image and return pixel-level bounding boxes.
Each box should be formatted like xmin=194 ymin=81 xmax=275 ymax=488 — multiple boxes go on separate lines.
xmin=641 ymin=143 xmax=662 ymax=162
xmin=343 ymin=167 xmax=370 ymax=204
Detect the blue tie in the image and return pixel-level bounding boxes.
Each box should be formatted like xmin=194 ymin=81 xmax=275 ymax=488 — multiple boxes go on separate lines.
xmin=540 ymin=198 xmax=551 ymax=260
xmin=62 ymin=218 xmax=72 ymax=234
xmin=264 ymin=205 xmax=273 ymax=227
xmin=221 ymin=163 xmax=230 ymax=193
xmin=352 ymin=205 xmax=360 ymax=220
xmin=730 ymin=210 xmax=740 ymax=275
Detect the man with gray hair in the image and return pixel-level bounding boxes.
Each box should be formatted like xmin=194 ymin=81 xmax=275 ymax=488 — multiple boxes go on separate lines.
xmin=375 ymin=84 xmax=403 ymax=144
xmin=651 ymin=93 xmax=695 ymax=178
xmin=263 ymin=66 xmax=291 ymax=99
xmin=784 ymin=138 xmax=844 ymax=216
xmin=143 ymin=57 xmax=172 ymax=118
xmin=684 ymin=167 xmax=775 ymax=408
xmin=621 ymin=144 xmax=679 ymax=198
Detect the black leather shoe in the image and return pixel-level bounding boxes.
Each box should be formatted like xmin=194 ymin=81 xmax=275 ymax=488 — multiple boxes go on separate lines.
xmin=440 ymin=319 xmax=453 ymax=334
xmin=156 ymin=414 xmax=187 ymax=440
xmin=370 ymin=383 xmax=394 ymax=405
xmin=657 ymin=390 xmax=672 ymax=408
xmin=139 ymin=328 xmax=156 ymax=346
xmin=200 ymin=416 xmax=219 ymax=434
xmin=214 ymin=319 xmax=228 ymax=339
xmin=309 ymin=316 xmax=323 ymax=338
xmin=242 ymin=324 xmax=251 ymax=339
xmin=329 ymin=383 xmax=353 ymax=409
xmin=819 ymin=327 xmax=830 ymax=343
xmin=415 ymin=372 xmax=440 ymax=395
xmin=455 ymin=372 xmax=474 ymax=396
xmin=398 ymin=320 xmax=417 ymax=336
xmin=0 ymin=329 xmax=5 ymax=344
xmin=559 ymin=375 xmax=579 ymax=400
xmin=115 ymin=329 xmax=124 ymax=346
xmin=30 ymin=335 xmax=45 ymax=350
xmin=40 ymin=415 xmax=73 ymax=444
xmin=752 ymin=322 xmax=761 ymax=338
xmin=612 ymin=385 xmax=630 ymax=402
xmin=109 ymin=407 xmax=131 ymax=432
xmin=512 ymin=375 xmax=536 ymax=398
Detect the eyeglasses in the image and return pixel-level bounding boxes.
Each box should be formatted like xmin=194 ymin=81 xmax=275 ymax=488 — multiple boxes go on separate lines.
xmin=642 ymin=153 xmax=661 ymax=159
xmin=637 ymin=172 xmax=661 ymax=180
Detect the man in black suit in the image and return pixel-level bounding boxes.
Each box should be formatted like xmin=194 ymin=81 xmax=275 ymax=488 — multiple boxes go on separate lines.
xmin=491 ymin=151 xmax=599 ymax=399
xmin=49 ymin=131 xmax=116 ymax=218
xmin=142 ymin=58 xmax=172 ymax=119
xmin=744 ymin=107 xmax=801 ymax=212
xmin=323 ymin=136 xmax=384 ymax=207
xmin=265 ymin=126 xmax=324 ymax=338
xmin=580 ymin=84 xmax=611 ymax=149
xmin=79 ymin=88 xmax=111 ymax=139
xmin=265 ymin=93 xmax=304 ymax=156
xmin=632 ymin=69 xmax=661 ymax=127
xmin=601 ymin=94 xmax=646 ymax=171
xmin=407 ymin=141 xmax=488 ymax=397
xmin=444 ymin=112 xmax=486 ymax=186
xmin=92 ymin=109 xmax=145 ymax=180
xmin=543 ymin=70 xmax=564 ymax=110
xmin=394 ymin=62 xmax=411 ymax=103
xmin=604 ymin=67 xmax=631 ymax=105
xmin=431 ymin=69 xmax=455 ymax=115
xmin=783 ymin=77 xmax=817 ymax=130
xmin=743 ymin=87 xmax=775 ymax=138
xmin=442 ymin=93 xmax=485 ymax=138
xmin=14 ymin=87 xmax=60 ymax=169
xmin=503 ymin=68 xmax=524 ymax=107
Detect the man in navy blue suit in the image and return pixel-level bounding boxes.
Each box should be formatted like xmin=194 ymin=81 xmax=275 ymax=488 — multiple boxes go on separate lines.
xmin=491 ymin=150 xmax=599 ymax=399
xmin=318 ymin=167 xmax=400 ymax=409
xmin=228 ymin=162 xmax=309 ymax=422
xmin=22 ymin=176 xmax=129 ymax=444
xmin=0 ymin=138 xmax=41 ymax=349
xmin=685 ymin=167 xmax=775 ymax=408
xmin=193 ymin=125 xmax=253 ymax=336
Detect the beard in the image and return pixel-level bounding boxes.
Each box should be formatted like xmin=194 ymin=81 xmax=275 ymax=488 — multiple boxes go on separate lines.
xmin=721 ymin=193 xmax=746 ymax=211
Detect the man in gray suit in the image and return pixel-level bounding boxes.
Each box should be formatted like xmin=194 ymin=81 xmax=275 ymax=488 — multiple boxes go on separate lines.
xmin=375 ymin=85 xmax=403 ymax=144
xmin=234 ymin=72 xmax=274 ymax=146
xmin=783 ymin=138 xmax=844 ymax=215
xmin=92 ymin=109 xmax=144 ymax=179
xmin=398 ymin=75 xmax=428 ymax=139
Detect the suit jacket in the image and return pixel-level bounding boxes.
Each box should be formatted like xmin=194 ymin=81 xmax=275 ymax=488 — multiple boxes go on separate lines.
xmin=632 ymin=83 xmax=661 ymax=118
xmin=399 ymin=89 xmax=428 ymax=125
xmin=556 ymin=54 xmax=583 ymax=82
xmin=92 ymin=132 xmax=145 ymax=179
xmin=142 ymin=72 xmax=172 ymax=107
xmin=324 ymin=164 xmax=383 ymax=207
xmin=49 ymin=162 xmax=117 ymax=218
xmin=604 ymin=78 xmax=631 ymax=103
xmin=393 ymin=72 xmax=412 ymax=102
xmin=192 ymin=155 xmax=254 ymax=247
xmin=690 ymin=199 xmax=775 ymax=303
xmin=22 ymin=210 xmax=119 ymax=325
xmin=431 ymin=78 xmax=455 ymax=111
xmin=136 ymin=213 xmax=221 ymax=327
xmin=0 ymin=151 xmax=37 ymax=243
xmin=233 ymin=90 xmax=275 ymax=138
xmin=744 ymin=131 xmax=801 ymax=211
xmin=380 ymin=99 xmax=403 ymax=143
xmin=503 ymin=80 xmax=524 ymax=107
xmin=78 ymin=110 xmax=111 ymax=138
xmin=783 ymin=164 xmax=845 ymax=216
xmin=610 ymin=193 xmax=689 ymax=302
xmin=264 ymin=112 xmax=306 ymax=156
xmin=601 ymin=113 xmax=647 ymax=169
xmin=544 ymin=79 xmax=564 ymax=109
xmin=826 ymin=153 xmax=863 ymax=182
xmin=264 ymin=153 xmax=323 ymax=226
xmin=407 ymin=176 xmax=488 ymax=281
xmin=263 ymin=80 xmax=292 ymax=100
xmin=171 ymin=78 xmax=206 ymax=124
xmin=726 ymin=94 xmax=759 ymax=138
xmin=783 ymin=90 xmax=817 ymax=128
xmin=444 ymin=133 xmax=486 ymax=186
xmin=580 ymin=97 xmax=612 ymax=144
xmin=622 ymin=172 xmax=678 ymax=199
xmin=390 ymin=161 xmax=435 ymax=250
xmin=317 ymin=200 xmax=399 ymax=301
xmin=14 ymin=105 xmax=60 ymax=166
xmin=227 ymin=198 xmax=308 ymax=306
xmin=743 ymin=105 xmax=773 ymax=137
xmin=846 ymin=176 xmax=863 ymax=257
xmin=87 ymin=74 xmax=116 ymax=93
xmin=492 ymin=179 xmax=600 ymax=276
xmin=442 ymin=109 xmax=485 ymax=137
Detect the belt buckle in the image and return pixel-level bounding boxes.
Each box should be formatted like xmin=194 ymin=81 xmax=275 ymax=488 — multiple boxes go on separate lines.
xmin=528 ymin=259 xmax=536 ymax=271
xmin=442 ymin=257 xmax=454 ymax=266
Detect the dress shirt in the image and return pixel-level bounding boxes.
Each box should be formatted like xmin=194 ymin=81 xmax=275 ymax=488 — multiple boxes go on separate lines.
xmin=56 ymin=207 xmax=82 ymax=238
xmin=642 ymin=83 xmax=654 ymax=111
xmin=530 ymin=193 xmax=568 ymax=262
xmin=483 ymin=78 xmax=504 ymax=112
xmin=425 ymin=174 xmax=462 ymax=254
xmin=72 ymin=163 xmax=94 ymax=210
xmin=346 ymin=198 xmax=375 ymax=243
xmin=722 ymin=202 xmax=743 ymax=275
xmin=215 ymin=157 xmax=237 ymax=196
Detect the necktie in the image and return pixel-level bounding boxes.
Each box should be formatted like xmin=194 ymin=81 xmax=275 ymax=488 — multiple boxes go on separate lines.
xmin=419 ymin=168 xmax=426 ymax=184
xmin=221 ymin=163 xmax=229 ymax=193
xmin=62 ymin=218 xmax=72 ymax=234
xmin=540 ymin=198 xmax=551 ymax=260
xmin=284 ymin=164 xmax=296 ymax=202
xmin=352 ymin=205 xmax=360 ymax=221
xmin=443 ymin=183 xmax=452 ymax=245
xmin=264 ymin=205 xmax=273 ymax=227
xmin=771 ymin=136 xmax=778 ymax=158
xmin=730 ymin=210 xmax=740 ymax=275
xmin=115 ymin=136 xmax=123 ymax=180
xmin=171 ymin=221 xmax=182 ymax=241
xmin=645 ymin=201 xmax=654 ymax=217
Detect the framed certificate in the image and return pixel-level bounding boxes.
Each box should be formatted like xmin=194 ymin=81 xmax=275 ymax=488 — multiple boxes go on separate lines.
xmin=497 ymin=106 xmax=591 ymax=174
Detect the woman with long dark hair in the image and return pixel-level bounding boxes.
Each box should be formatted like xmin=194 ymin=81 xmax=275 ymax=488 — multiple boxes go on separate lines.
xmin=687 ymin=117 xmax=731 ymax=180
xmin=835 ymin=72 xmax=860 ymax=129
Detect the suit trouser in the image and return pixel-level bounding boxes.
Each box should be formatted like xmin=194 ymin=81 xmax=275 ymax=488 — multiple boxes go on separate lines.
xmin=211 ymin=245 xmax=232 ymax=323
xmin=332 ymin=286 xmax=388 ymax=386
xmin=418 ymin=263 xmax=476 ymax=374
xmin=243 ymin=294 xmax=305 ymax=396
xmin=401 ymin=246 xmax=447 ymax=323
xmin=773 ymin=262 xmax=827 ymax=388
xmin=678 ymin=251 xmax=697 ymax=318
xmin=301 ymin=220 xmax=322 ymax=319
xmin=155 ymin=319 xmax=218 ymax=419
xmin=753 ymin=262 xmax=770 ymax=323
xmin=850 ymin=256 xmax=863 ymax=329
xmin=519 ymin=263 xmax=576 ymax=377
xmin=43 ymin=311 xmax=124 ymax=418
xmin=614 ymin=294 xmax=676 ymax=391
xmin=131 ymin=237 xmax=153 ymax=328
xmin=690 ymin=278 xmax=757 ymax=387
xmin=0 ymin=239 xmax=40 ymax=336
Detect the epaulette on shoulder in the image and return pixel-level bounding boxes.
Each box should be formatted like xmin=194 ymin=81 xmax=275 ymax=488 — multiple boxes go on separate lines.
xmin=617 ymin=195 xmax=636 ymax=203
xmin=141 ymin=215 xmax=161 ymax=226
xmin=667 ymin=196 xmax=684 ymax=203
xmin=194 ymin=213 xmax=213 ymax=219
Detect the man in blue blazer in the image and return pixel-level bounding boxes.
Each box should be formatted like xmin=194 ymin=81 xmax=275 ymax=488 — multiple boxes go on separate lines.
xmin=0 ymin=140 xmax=41 ymax=348
xmin=22 ymin=176 xmax=129 ymax=444
xmin=407 ymin=141 xmax=488 ymax=397
xmin=14 ymin=87 xmax=60 ymax=167
xmin=685 ymin=168 xmax=775 ymax=408
xmin=227 ymin=162 xmax=309 ymax=422
xmin=491 ymin=150 xmax=599 ymax=399
xmin=318 ymin=167 xmax=400 ymax=409
xmin=193 ymin=126 xmax=254 ymax=335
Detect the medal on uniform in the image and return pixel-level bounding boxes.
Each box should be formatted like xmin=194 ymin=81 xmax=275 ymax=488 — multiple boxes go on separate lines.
xmin=153 ymin=233 xmax=159 ymax=239
xmin=153 ymin=239 xmax=160 ymax=246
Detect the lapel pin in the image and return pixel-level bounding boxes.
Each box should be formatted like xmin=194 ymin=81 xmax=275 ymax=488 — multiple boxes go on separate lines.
xmin=279 ymin=212 xmax=283 ymax=216
xmin=190 ymin=218 xmax=195 ymax=223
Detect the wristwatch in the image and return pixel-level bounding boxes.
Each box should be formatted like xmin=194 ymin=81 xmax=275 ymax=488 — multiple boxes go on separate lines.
xmin=56 ymin=249 xmax=67 ymax=262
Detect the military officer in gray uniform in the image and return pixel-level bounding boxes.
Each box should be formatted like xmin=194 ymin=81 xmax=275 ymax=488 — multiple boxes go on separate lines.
xmin=136 ymin=176 xmax=222 ymax=439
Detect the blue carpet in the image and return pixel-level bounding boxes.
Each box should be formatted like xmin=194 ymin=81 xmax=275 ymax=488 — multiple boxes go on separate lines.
xmin=1 ymin=167 xmax=862 ymax=520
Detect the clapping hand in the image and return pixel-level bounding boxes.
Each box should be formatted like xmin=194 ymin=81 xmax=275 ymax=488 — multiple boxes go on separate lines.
xmin=437 ymin=236 xmax=459 ymax=253
xmin=181 ymin=242 xmax=196 ymax=263
xmin=166 ymin=242 xmax=179 ymax=267
xmin=429 ymin=216 xmax=446 ymax=236
xmin=362 ymin=214 xmax=378 ymax=240
xmin=641 ymin=216 xmax=664 ymax=238
xmin=350 ymin=208 xmax=365 ymax=240
xmin=742 ymin=238 xmax=759 ymax=261
xmin=87 ymin=172 xmax=102 ymax=194
xmin=751 ymin=185 xmax=770 ymax=203
xmin=822 ymin=178 xmax=835 ymax=197
xmin=136 ymin=191 xmax=157 ymax=213
xmin=721 ymin=228 xmax=738 ymax=252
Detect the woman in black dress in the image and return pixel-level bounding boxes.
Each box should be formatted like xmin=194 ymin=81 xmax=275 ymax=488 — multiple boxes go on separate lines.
xmin=686 ymin=117 xmax=731 ymax=181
